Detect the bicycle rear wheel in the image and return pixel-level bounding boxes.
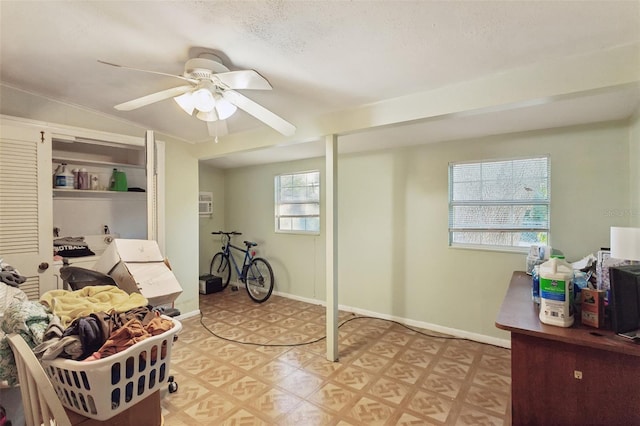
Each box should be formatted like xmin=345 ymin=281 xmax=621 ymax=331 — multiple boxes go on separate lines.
xmin=209 ymin=252 xmax=231 ymax=289
xmin=245 ymin=257 xmax=274 ymax=303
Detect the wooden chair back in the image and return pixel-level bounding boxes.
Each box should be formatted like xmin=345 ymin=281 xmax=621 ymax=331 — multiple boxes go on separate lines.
xmin=7 ymin=333 xmax=72 ymax=426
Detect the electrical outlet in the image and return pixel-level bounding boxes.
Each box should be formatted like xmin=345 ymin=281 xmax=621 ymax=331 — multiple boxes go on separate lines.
xmin=574 ymin=370 xmax=583 ymax=380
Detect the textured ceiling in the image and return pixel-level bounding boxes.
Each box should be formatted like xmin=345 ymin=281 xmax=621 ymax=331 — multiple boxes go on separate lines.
xmin=1 ymin=1 xmax=639 ymax=166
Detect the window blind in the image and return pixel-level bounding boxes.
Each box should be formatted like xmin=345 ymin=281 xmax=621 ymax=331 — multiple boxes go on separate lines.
xmin=275 ymin=171 xmax=320 ymax=233
xmin=449 ymin=156 xmax=550 ymax=249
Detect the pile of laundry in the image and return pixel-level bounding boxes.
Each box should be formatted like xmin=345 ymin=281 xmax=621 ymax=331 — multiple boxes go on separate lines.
xmin=0 ymin=259 xmax=26 ymax=288
xmin=0 ymin=285 xmax=174 ymax=386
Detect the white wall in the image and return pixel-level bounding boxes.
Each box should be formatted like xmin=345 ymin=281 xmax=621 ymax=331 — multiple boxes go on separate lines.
xmin=53 ymin=167 xmax=148 ymax=238
xmin=53 ymin=196 xmax=147 ymax=239
xmin=220 ymin=120 xmax=631 ymax=340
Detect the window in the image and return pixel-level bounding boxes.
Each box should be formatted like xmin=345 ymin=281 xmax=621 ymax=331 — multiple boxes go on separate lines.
xmin=275 ymin=170 xmax=320 ymax=233
xmin=448 ymin=155 xmax=550 ymax=250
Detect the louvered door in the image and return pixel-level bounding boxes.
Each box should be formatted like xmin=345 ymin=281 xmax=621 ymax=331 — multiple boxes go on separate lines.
xmin=0 ymin=125 xmax=55 ymax=299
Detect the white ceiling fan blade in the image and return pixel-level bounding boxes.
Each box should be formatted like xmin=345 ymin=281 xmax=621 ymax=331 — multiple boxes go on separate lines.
xmin=214 ymin=70 xmax=272 ymax=90
xmin=207 ymin=120 xmax=228 ymax=138
xmin=223 ymin=90 xmax=296 ymax=136
xmin=115 ymin=85 xmax=193 ymax=111
xmin=98 ymin=60 xmax=198 ymax=84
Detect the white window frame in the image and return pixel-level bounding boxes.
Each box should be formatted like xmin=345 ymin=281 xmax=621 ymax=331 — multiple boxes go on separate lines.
xmin=448 ymin=155 xmax=550 ymax=251
xmin=275 ymin=170 xmax=320 ymax=235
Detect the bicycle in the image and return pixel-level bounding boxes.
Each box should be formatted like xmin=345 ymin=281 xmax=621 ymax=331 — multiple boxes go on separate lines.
xmin=209 ymin=231 xmax=275 ymax=303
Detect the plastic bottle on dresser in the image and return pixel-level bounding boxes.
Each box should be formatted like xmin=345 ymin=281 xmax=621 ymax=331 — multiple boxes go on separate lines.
xmin=539 ymin=255 xmax=574 ymax=327
xmin=532 ymin=265 xmax=541 ymax=305
xmin=573 ymin=270 xmax=589 ymax=305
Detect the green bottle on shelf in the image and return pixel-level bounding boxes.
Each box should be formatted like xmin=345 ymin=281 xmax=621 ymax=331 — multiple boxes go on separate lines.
xmin=109 ymin=168 xmax=128 ymax=191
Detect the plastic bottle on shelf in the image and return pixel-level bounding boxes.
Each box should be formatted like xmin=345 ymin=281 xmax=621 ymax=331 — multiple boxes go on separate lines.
xmin=78 ymin=168 xmax=89 ymax=190
xmin=90 ymin=174 xmax=99 ymax=190
xmin=54 ymin=163 xmax=74 ymax=189
xmin=52 ymin=164 xmax=62 ymax=188
xmin=72 ymin=168 xmax=80 ymax=189
xmin=539 ymin=255 xmax=574 ymax=327
xmin=109 ymin=168 xmax=127 ymax=191
xmin=109 ymin=168 xmax=117 ymax=190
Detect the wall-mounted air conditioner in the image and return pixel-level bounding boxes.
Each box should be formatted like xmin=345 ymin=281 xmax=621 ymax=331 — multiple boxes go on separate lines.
xmin=199 ymin=192 xmax=213 ymax=216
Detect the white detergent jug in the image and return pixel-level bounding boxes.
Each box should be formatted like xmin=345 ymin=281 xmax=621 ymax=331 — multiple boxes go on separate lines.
xmin=54 ymin=163 xmax=74 ymax=189
xmin=539 ymin=256 xmax=574 ymax=327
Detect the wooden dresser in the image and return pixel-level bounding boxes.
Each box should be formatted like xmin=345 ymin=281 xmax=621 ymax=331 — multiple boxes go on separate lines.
xmin=496 ymin=271 xmax=640 ymax=425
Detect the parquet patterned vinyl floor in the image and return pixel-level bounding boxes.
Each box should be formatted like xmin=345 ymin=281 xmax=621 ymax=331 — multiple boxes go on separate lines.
xmin=160 ymin=288 xmax=511 ymax=425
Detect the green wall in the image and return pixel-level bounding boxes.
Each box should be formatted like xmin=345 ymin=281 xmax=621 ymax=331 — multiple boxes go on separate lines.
xmin=222 ymin=158 xmax=326 ymax=298
xmin=198 ymin=165 xmax=226 ymax=275
xmin=215 ymin=120 xmax=632 ymax=343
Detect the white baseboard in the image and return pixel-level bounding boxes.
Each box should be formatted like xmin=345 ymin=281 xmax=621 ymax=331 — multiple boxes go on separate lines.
xmin=230 ymin=280 xmax=245 ymax=289
xmin=272 ymin=290 xmax=321 ymax=305
xmin=176 ymin=309 xmax=201 ymax=320
xmin=271 ymin=290 xmax=511 ymax=349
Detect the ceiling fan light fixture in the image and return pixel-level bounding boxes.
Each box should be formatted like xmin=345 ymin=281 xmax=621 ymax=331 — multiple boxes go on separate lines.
xmin=173 ymin=92 xmax=195 ymax=115
xmin=214 ymin=94 xmax=237 ymax=120
xmin=193 ymin=87 xmax=215 ymax=112
xmin=196 ymin=109 xmax=219 ymax=122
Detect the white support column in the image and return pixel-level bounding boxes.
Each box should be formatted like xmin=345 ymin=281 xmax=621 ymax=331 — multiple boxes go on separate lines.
xmin=326 ymin=134 xmax=339 ymax=361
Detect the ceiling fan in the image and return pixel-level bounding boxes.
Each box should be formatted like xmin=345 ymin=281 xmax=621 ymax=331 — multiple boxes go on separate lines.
xmin=98 ymin=53 xmax=296 ymax=138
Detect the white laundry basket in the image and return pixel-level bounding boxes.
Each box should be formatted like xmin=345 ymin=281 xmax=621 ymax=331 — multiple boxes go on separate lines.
xmin=42 ymin=316 xmax=181 ymax=421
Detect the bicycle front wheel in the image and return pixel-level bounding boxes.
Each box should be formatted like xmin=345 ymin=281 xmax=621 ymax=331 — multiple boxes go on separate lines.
xmin=245 ymin=257 xmax=274 ymax=303
xmin=209 ymin=252 xmax=231 ymax=289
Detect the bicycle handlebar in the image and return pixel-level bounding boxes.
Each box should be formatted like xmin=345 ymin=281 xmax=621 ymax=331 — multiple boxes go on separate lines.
xmin=211 ymin=231 xmax=242 ymax=236
xmin=212 ymin=231 xmax=258 ymax=249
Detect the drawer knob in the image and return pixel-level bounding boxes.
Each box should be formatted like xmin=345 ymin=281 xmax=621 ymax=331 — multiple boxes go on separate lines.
xmin=39 ymin=262 xmax=49 ymax=271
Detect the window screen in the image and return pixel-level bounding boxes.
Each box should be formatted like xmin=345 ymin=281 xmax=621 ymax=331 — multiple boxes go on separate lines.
xmin=275 ymin=171 xmax=320 ymax=233
xmin=449 ymin=156 xmax=550 ymax=250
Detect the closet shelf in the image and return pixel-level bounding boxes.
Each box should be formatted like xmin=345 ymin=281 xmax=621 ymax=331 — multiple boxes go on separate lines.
xmin=52 ymin=156 xmax=145 ymax=169
xmin=53 ymin=189 xmax=146 ymax=198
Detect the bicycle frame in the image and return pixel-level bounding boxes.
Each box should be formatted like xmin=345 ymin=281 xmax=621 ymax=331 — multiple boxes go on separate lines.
xmin=210 ymin=231 xmax=275 ymax=303
xmin=220 ymin=236 xmax=254 ymax=282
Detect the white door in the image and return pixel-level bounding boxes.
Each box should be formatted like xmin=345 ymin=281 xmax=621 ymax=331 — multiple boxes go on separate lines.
xmin=0 ymin=124 xmax=55 ymax=298
xmin=145 ymin=130 xmax=165 ymax=252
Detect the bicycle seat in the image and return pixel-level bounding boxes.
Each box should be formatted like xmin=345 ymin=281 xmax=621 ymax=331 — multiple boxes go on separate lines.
xmin=244 ymin=241 xmax=257 ymax=247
